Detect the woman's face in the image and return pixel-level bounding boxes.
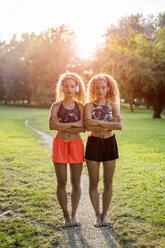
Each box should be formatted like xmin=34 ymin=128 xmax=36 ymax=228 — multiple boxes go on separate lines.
xmin=62 ymin=79 xmax=77 ymax=98
xmin=94 ymin=79 xmax=108 ymax=99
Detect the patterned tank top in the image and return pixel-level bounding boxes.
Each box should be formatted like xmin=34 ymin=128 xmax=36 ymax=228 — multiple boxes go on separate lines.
xmin=91 ymin=101 xmax=113 ymax=122
xmin=57 ymin=101 xmax=80 ymax=123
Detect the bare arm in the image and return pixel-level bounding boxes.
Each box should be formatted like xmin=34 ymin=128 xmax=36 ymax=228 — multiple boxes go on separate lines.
xmin=84 ymin=102 xmax=122 ymax=131
xmin=99 ymin=103 xmax=122 ymax=130
xmin=63 ymin=103 xmax=85 ymax=133
xmin=49 ymin=102 xmax=81 ymax=131
xmin=49 ymin=102 xmax=69 ymax=130
xmin=49 ymin=102 xmax=85 ymax=133
xmin=84 ymin=103 xmax=103 ymax=131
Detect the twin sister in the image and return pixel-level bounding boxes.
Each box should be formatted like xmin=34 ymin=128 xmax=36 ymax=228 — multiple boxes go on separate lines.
xmin=49 ymin=72 xmax=122 ymax=227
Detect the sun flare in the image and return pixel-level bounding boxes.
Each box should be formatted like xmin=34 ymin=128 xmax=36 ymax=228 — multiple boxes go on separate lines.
xmin=76 ymin=32 xmax=100 ymax=59
xmin=72 ymin=20 xmax=105 ymax=59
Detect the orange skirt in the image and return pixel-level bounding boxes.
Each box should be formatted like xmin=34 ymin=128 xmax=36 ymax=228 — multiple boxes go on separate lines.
xmin=52 ymin=138 xmax=84 ymax=164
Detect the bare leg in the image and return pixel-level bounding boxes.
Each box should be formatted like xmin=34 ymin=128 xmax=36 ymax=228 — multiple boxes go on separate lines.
xmin=69 ymin=163 xmax=82 ymax=226
xmin=102 ymin=160 xmax=116 ymax=226
xmin=54 ymin=163 xmax=72 ymax=227
xmin=86 ymin=160 xmax=102 ymax=227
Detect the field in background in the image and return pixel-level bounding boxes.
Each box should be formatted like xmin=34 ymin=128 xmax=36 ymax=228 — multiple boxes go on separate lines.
xmin=0 ymin=104 xmax=165 ymax=247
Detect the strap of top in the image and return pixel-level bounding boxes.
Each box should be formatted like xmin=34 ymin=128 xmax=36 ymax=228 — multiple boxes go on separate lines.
xmin=107 ymin=101 xmax=112 ymax=110
xmin=60 ymin=101 xmax=77 ymax=111
xmin=93 ymin=101 xmax=111 ymax=108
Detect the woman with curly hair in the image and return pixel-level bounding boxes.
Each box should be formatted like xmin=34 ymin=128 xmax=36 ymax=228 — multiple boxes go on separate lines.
xmin=84 ymin=73 xmax=122 ymax=227
xmin=49 ymin=72 xmax=86 ymax=227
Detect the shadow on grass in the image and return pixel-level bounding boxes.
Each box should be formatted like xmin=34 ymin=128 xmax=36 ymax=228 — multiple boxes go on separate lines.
xmin=100 ymin=225 xmax=132 ymax=248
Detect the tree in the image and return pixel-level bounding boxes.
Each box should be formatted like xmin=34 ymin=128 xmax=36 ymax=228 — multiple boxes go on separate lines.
xmin=96 ymin=28 xmax=165 ymax=118
xmin=2 ymin=34 xmax=32 ymax=105
xmin=156 ymin=12 xmax=165 ymax=28
xmin=105 ymin=12 xmax=165 ymax=39
xmin=26 ymin=25 xmax=77 ymax=106
xmin=1 ymin=25 xmax=78 ymax=107
xmin=0 ymin=40 xmax=6 ymax=101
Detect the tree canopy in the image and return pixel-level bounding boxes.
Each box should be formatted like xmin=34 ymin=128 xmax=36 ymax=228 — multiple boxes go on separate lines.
xmin=92 ymin=12 xmax=165 ymax=118
xmin=0 ymin=25 xmax=78 ymax=107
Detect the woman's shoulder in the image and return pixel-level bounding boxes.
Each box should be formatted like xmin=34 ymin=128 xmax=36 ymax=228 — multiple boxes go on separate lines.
xmin=76 ymin=102 xmax=84 ymax=107
xmin=108 ymin=101 xmax=118 ymax=109
xmin=76 ymin=102 xmax=84 ymax=113
xmin=85 ymin=101 xmax=94 ymax=107
xmin=108 ymin=101 xmax=121 ymax=118
xmin=50 ymin=101 xmax=61 ymax=110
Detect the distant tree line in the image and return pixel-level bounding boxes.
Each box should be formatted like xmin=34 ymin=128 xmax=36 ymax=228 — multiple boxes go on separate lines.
xmin=0 ymin=13 xmax=165 ymax=118
xmin=0 ymin=25 xmax=84 ymax=107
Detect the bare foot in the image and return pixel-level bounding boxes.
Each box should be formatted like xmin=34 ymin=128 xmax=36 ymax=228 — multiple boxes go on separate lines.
xmin=64 ymin=216 xmax=72 ymax=227
xmin=102 ymin=215 xmax=110 ymax=226
xmin=94 ymin=216 xmax=102 ymax=227
xmin=70 ymin=216 xmax=81 ymax=226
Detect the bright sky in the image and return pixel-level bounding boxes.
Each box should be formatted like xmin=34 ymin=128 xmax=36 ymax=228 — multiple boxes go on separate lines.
xmin=0 ymin=0 xmax=165 ymax=58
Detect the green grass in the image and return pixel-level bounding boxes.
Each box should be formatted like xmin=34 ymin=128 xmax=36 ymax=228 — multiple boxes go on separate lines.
xmin=108 ymin=107 xmax=165 ymax=247
xmin=0 ymin=106 xmax=64 ymax=247
xmin=0 ymin=104 xmax=165 ymax=247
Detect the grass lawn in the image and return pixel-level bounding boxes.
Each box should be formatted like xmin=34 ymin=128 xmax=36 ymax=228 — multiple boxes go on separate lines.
xmin=0 ymin=104 xmax=165 ymax=247
xmin=107 ymin=106 xmax=165 ymax=247
xmin=0 ymin=106 xmax=63 ymax=248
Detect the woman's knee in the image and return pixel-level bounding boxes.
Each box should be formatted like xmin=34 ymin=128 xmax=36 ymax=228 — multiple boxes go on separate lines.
xmin=71 ymin=180 xmax=81 ymax=191
xmin=103 ymin=179 xmax=113 ymax=190
xmin=57 ymin=179 xmax=67 ymax=189
xmin=89 ymin=179 xmax=99 ymax=190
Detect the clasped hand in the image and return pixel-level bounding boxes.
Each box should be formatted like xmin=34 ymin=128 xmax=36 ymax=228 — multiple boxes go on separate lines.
xmin=84 ymin=119 xmax=99 ymax=126
xmin=71 ymin=120 xmax=84 ymax=128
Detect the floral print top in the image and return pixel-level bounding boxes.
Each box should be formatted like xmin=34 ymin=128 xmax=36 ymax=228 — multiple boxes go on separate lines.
xmin=91 ymin=101 xmax=113 ymax=122
xmin=57 ymin=101 xmax=80 ymax=123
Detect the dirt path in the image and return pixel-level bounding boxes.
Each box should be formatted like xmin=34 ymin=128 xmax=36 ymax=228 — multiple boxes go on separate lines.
xmin=25 ymin=120 xmax=122 ymax=248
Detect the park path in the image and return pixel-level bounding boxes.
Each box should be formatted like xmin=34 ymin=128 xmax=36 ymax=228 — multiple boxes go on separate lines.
xmin=25 ymin=120 xmax=121 ymax=248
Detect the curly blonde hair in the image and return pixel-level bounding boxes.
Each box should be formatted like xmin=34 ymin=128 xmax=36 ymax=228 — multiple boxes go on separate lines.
xmin=56 ymin=72 xmax=86 ymax=105
xmin=87 ymin=73 xmax=120 ymax=107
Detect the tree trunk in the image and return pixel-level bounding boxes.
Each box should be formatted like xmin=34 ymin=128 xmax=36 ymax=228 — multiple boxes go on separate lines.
xmin=5 ymin=98 xmax=7 ymax=105
xmin=153 ymin=109 xmax=161 ymax=118
xmin=130 ymin=102 xmax=134 ymax=112
xmin=152 ymin=104 xmax=163 ymax=118
xmin=27 ymin=97 xmax=31 ymax=104
xmin=146 ymin=104 xmax=150 ymax=109
xmin=152 ymin=92 xmax=165 ymax=118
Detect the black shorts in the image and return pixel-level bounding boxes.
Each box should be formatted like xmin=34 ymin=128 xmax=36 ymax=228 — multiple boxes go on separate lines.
xmin=85 ymin=135 xmax=119 ymax=162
